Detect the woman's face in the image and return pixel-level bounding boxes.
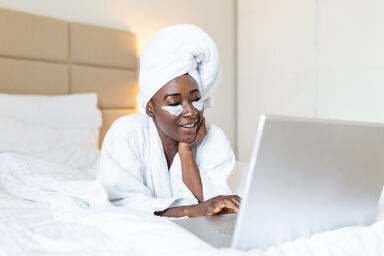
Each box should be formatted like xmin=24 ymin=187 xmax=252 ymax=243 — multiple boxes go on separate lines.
xmin=146 ymin=74 xmax=204 ymax=144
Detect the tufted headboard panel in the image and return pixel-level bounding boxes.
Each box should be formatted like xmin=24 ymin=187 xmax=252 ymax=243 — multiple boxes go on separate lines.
xmin=0 ymin=8 xmax=138 ymax=147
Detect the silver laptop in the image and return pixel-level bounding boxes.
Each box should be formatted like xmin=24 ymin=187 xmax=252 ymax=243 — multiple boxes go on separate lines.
xmin=173 ymin=115 xmax=384 ymax=250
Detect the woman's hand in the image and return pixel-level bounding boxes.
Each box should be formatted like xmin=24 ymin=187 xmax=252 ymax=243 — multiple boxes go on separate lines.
xmin=193 ymin=195 xmax=241 ymax=217
xmin=191 ymin=117 xmax=207 ymax=147
xmin=178 ymin=117 xmax=207 ymax=153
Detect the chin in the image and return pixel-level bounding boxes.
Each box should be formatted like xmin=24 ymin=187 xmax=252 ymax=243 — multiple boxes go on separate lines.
xmin=179 ymin=135 xmax=196 ymax=144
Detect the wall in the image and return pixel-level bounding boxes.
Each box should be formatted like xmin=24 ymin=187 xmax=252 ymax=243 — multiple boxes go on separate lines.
xmin=4 ymin=0 xmax=381 ymax=161
xmin=0 ymin=0 xmax=237 ymax=149
xmin=237 ymin=0 xmax=384 ymax=160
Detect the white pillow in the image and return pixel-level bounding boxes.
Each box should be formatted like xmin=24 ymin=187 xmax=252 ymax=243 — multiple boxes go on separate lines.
xmin=0 ymin=93 xmax=101 ymax=129
xmin=0 ymin=93 xmax=102 ymax=170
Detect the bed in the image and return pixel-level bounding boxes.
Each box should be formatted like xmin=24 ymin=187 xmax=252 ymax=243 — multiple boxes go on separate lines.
xmin=0 ymin=7 xmax=383 ymax=256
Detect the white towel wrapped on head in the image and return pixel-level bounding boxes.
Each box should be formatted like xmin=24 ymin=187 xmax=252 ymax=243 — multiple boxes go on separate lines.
xmin=137 ymin=24 xmax=221 ymax=114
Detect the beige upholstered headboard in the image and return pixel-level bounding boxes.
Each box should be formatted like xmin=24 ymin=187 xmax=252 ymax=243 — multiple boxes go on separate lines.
xmin=0 ymin=8 xmax=138 ymax=147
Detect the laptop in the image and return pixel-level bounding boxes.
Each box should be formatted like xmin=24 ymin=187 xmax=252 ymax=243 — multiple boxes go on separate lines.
xmin=173 ymin=115 xmax=384 ymax=250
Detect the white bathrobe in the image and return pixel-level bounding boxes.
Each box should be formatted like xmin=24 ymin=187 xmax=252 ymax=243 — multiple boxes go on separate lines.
xmin=97 ymin=114 xmax=235 ymax=214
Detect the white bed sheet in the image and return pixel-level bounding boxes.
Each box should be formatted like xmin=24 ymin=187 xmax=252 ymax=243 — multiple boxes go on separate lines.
xmin=0 ymin=153 xmax=383 ymax=256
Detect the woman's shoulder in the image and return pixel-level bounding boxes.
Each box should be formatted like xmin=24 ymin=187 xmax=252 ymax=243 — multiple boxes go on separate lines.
xmin=197 ymin=120 xmax=232 ymax=152
xmin=205 ymin=121 xmax=229 ymax=142
xmin=111 ymin=113 xmax=149 ymax=130
xmin=195 ymin=120 xmax=235 ymax=168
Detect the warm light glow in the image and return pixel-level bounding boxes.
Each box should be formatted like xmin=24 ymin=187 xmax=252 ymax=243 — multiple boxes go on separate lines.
xmin=119 ymin=20 xmax=176 ymax=114
xmin=134 ymin=81 xmax=140 ymax=113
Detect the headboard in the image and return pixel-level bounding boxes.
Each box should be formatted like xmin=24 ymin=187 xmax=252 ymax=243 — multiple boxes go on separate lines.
xmin=0 ymin=8 xmax=138 ymax=147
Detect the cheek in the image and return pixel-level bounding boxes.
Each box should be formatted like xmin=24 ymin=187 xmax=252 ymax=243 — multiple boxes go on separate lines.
xmin=156 ymin=113 xmax=179 ymax=137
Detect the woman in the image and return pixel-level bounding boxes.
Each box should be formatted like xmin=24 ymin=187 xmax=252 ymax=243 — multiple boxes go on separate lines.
xmin=98 ymin=24 xmax=240 ymax=217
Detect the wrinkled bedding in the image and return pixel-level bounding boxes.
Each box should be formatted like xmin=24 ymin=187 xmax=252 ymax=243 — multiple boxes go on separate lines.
xmin=0 ymin=153 xmax=383 ymax=256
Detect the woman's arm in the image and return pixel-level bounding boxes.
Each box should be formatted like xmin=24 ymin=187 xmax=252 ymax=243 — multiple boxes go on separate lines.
xmin=155 ymin=195 xmax=241 ymax=217
xmin=177 ymin=117 xmax=207 ymax=202
xmin=154 ymin=204 xmax=199 ymax=218
xmin=178 ymin=143 xmax=204 ymax=202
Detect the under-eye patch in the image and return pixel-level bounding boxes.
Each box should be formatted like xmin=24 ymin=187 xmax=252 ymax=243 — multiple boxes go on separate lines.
xmin=162 ymin=105 xmax=183 ymax=116
xmin=162 ymin=100 xmax=204 ymax=116
xmin=192 ymin=100 xmax=204 ymax=111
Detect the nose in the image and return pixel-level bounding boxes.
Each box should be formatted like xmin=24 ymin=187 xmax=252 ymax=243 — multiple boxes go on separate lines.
xmin=182 ymin=101 xmax=198 ymax=118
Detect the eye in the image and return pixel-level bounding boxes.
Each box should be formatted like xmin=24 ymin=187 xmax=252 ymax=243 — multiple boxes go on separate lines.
xmin=168 ymin=102 xmax=181 ymax=106
xmin=192 ymin=97 xmax=201 ymax=102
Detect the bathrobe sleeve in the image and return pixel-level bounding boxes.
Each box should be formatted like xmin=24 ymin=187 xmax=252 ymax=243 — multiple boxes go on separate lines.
xmin=97 ymin=118 xmax=180 ymax=214
xmin=195 ymin=123 xmax=236 ymax=201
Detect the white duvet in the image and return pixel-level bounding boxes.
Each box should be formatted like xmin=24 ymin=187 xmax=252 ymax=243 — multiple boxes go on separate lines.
xmin=0 ymin=153 xmax=383 ymax=256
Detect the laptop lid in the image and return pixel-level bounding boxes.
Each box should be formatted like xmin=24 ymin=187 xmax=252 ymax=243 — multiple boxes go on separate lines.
xmin=232 ymin=115 xmax=384 ymax=250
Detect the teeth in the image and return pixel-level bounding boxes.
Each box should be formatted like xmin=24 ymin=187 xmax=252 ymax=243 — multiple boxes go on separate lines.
xmin=181 ymin=122 xmax=196 ymax=128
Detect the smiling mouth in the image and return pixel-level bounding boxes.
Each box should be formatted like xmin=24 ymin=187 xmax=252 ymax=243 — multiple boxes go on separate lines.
xmin=178 ymin=120 xmax=198 ymax=128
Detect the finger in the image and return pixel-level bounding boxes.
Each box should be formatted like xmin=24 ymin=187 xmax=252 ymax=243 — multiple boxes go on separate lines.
xmin=206 ymin=204 xmax=217 ymax=215
xmin=221 ymin=195 xmax=240 ymax=208
xmin=195 ymin=117 xmax=206 ymax=136
xmin=220 ymin=208 xmax=235 ymax=214
xmin=231 ymin=199 xmax=240 ymax=209
xmin=231 ymin=197 xmax=241 ymax=207
xmin=234 ymin=195 xmax=242 ymax=202
xmin=198 ymin=117 xmax=206 ymax=135
xmin=191 ymin=119 xmax=207 ymax=147
xmin=228 ymin=195 xmax=241 ymax=207
xmin=201 ymin=118 xmax=207 ymax=135
xmin=196 ymin=116 xmax=204 ymax=131
xmin=211 ymin=203 xmax=226 ymax=215
xmin=223 ymin=199 xmax=239 ymax=213
xmin=214 ymin=199 xmax=238 ymax=215
xmin=214 ymin=204 xmax=226 ymax=212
